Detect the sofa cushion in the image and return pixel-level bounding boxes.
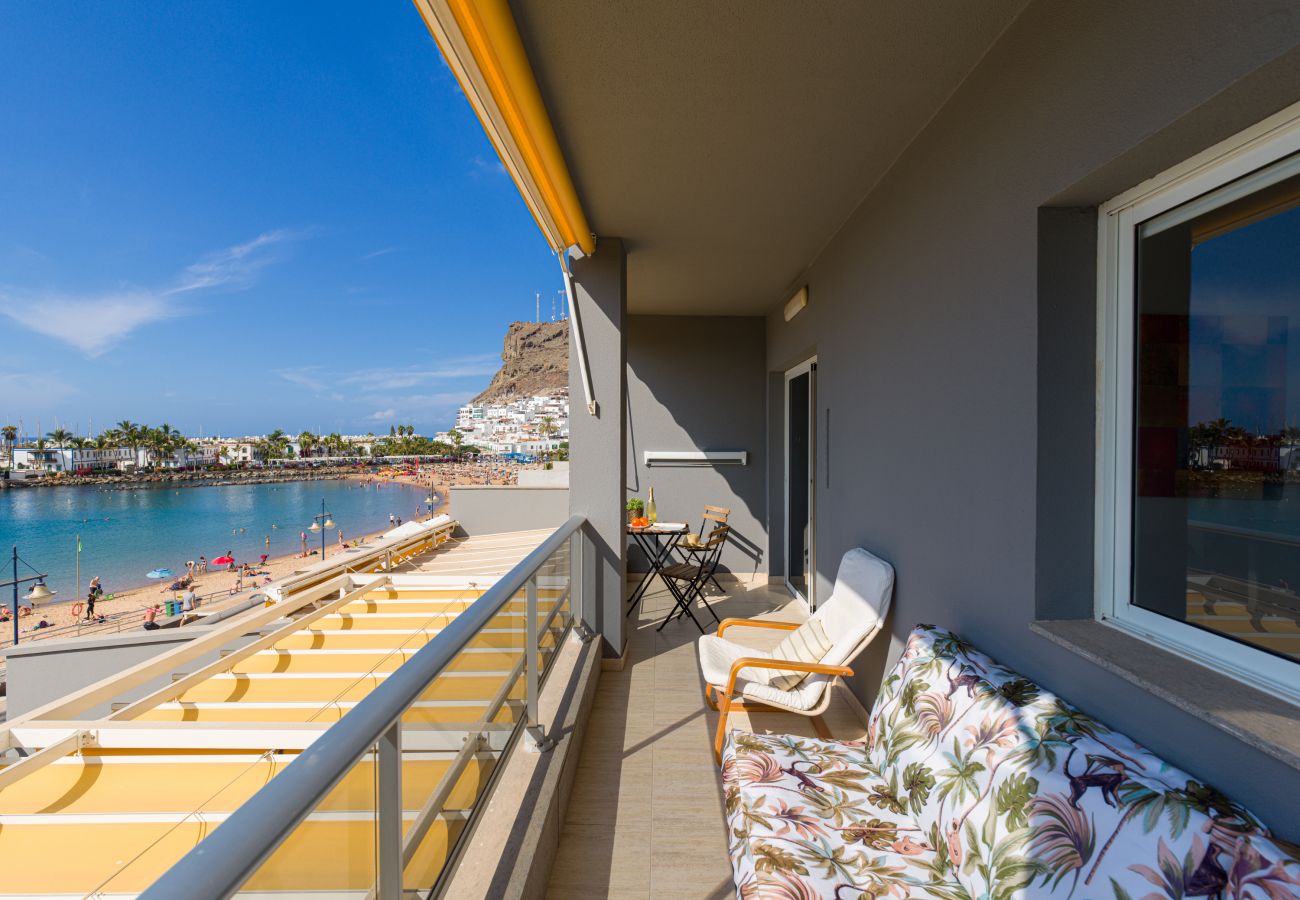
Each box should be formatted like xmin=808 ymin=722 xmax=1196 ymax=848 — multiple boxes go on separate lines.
xmin=722 ymin=730 xmax=966 ymax=898
xmin=866 ymin=625 xmax=1300 ymax=899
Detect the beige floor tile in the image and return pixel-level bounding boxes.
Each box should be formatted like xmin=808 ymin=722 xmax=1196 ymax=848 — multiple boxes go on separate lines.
xmin=547 ymin=581 xmax=869 ymax=899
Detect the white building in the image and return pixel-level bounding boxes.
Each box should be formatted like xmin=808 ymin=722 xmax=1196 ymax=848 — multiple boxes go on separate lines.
xmin=448 ymin=392 xmax=569 ymax=456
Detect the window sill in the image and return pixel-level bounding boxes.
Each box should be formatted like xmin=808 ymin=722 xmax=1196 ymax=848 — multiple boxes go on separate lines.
xmin=1030 ymin=618 xmax=1300 ymax=773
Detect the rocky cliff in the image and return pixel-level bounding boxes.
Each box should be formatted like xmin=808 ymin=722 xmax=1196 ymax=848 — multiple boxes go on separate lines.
xmin=472 ymin=320 xmax=569 ymax=404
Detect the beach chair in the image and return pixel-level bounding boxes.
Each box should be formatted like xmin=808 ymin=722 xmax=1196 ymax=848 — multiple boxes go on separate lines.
xmin=698 ymin=547 xmax=894 ymax=761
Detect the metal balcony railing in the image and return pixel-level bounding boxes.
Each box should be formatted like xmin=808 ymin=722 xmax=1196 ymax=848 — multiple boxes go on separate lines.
xmin=135 ymin=515 xmax=589 ymax=899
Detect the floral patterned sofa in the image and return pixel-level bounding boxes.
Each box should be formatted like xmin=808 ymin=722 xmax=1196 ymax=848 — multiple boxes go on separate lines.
xmin=721 ymin=624 xmax=1300 ymax=899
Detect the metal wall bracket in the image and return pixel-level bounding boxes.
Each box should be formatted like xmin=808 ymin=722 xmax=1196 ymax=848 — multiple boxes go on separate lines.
xmin=524 ymin=725 xmax=555 ymax=753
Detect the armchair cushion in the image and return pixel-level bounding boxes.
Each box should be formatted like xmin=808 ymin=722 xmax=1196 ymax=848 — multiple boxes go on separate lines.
xmin=766 ymin=617 xmax=834 ymax=689
xmin=698 ymin=635 xmax=832 ymax=712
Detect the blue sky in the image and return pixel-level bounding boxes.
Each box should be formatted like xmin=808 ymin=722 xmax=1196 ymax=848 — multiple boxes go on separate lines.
xmin=0 ymin=1 xmax=559 ymax=438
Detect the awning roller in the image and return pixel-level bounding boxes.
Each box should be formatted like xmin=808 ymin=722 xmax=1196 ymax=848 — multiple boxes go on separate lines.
xmin=413 ymin=0 xmax=595 ymax=255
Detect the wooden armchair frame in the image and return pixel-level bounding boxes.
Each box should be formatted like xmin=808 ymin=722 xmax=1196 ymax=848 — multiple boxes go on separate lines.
xmin=706 ymin=618 xmax=854 ymax=762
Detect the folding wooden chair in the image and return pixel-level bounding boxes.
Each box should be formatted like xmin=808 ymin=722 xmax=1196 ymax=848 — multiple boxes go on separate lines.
xmin=678 ymin=505 xmax=730 ymax=593
xmin=657 ymin=524 xmax=728 ymax=632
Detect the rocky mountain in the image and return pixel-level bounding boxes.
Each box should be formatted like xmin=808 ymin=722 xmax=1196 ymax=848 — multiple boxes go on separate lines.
xmin=472 ymin=320 xmax=569 ymax=404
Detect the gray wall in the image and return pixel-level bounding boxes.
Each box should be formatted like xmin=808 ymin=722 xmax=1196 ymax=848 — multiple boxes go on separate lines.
xmin=4 ymin=625 xmax=261 ymax=719
xmin=451 ymin=486 xmax=570 ymax=537
xmin=569 ymin=239 xmax=628 ymax=657
xmin=762 ymin=1 xmax=1300 ymax=834
xmin=625 ymin=315 xmax=768 ymax=577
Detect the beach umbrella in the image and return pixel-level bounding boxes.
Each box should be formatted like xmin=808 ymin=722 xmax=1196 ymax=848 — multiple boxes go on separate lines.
xmin=212 ymin=555 xmax=235 ymax=566
xmin=146 ymin=568 xmax=175 ymax=580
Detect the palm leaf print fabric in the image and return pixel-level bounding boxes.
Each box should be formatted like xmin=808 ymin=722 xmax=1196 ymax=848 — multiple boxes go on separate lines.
xmin=722 ymin=625 xmax=1300 ymax=899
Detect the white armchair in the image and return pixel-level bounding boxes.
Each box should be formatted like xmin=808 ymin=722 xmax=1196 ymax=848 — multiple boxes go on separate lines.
xmin=698 ymin=547 xmax=894 ymax=760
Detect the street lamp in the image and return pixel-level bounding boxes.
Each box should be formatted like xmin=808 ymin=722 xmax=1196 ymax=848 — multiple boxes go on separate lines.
xmin=308 ymin=499 xmax=336 ymax=559
xmin=424 ymin=495 xmax=433 ymax=519
xmin=4 ymin=545 xmax=54 ymax=646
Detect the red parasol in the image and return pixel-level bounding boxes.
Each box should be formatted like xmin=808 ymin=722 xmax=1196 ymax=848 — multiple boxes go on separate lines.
xmin=212 ymin=555 xmax=235 ymax=566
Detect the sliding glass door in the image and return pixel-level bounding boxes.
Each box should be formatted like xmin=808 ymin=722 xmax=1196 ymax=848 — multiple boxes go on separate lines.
xmin=785 ymin=359 xmax=816 ymax=606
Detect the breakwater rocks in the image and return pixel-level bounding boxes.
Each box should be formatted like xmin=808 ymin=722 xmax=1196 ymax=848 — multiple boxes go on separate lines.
xmin=1 ymin=467 xmax=373 ymax=491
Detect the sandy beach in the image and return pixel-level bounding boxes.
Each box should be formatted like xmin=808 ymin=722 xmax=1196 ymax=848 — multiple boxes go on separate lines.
xmin=1 ymin=461 xmax=541 ymax=645
xmin=0 ymin=475 xmax=457 ymax=646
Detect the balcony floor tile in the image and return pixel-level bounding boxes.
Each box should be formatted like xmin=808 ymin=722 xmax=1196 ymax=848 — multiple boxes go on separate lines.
xmin=546 ymin=579 xmax=869 ymax=898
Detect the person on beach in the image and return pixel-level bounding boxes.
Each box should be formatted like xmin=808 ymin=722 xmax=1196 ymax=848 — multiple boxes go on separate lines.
xmin=182 ymin=588 xmax=196 ymax=612
xmin=226 ymin=552 xmax=236 ymax=571
xmin=89 ymin=576 xmax=103 ymax=599
xmin=85 ymin=589 xmax=96 ymax=621
xmin=143 ymin=605 xmax=161 ymax=630
xmin=389 ymin=513 xmax=395 ymax=525
xmin=265 ymin=535 xmax=271 ymax=553
xmin=186 ymin=560 xmax=195 ymax=578
xmin=199 ymin=556 xmax=207 ymax=573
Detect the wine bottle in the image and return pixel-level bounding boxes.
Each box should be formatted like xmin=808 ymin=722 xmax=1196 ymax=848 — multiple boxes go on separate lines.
xmin=647 ymin=486 xmax=657 ymax=524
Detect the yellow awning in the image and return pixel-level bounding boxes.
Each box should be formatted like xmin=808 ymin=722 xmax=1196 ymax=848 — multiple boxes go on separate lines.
xmin=413 ymin=0 xmax=595 ymax=255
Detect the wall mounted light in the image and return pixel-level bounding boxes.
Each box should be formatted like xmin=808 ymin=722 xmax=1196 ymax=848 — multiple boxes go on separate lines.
xmin=783 ymin=285 xmax=808 ymax=322
xmin=644 ymin=451 xmax=748 ymax=467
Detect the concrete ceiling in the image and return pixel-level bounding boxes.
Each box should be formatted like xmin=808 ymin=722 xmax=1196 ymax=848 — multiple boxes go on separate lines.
xmin=510 ymin=1 xmax=1028 ymax=316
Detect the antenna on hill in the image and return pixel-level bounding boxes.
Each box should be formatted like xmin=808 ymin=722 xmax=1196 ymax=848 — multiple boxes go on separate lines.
xmin=560 ymin=289 xmax=567 ymax=320
xmin=551 ymin=294 xmax=556 ymax=321
xmin=535 ymin=292 xmax=540 ymax=323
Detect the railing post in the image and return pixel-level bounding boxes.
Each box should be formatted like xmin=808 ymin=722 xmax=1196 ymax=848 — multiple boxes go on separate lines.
xmin=524 ymin=576 xmax=553 ymax=752
xmin=570 ymin=529 xmax=594 ymax=643
xmin=376 ymin=722 xmax=402 ymax=899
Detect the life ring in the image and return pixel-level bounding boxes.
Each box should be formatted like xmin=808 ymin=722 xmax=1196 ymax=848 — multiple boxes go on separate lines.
xmin=71 ymin=602 xmax=84 ymax=618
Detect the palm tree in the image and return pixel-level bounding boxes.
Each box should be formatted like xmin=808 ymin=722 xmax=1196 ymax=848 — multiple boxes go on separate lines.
xmin=114 ymin=420 xmax=142 ymax=468
xmin=2 ymin=424 xmax=17 ymax=473
xmin=449 ymin=429 xmax=465 ymax=460
xmin=257 ymin=429 xmax=291 ymax=462
xmin=298 ymin=431 xmax=317 ymax=459
xmin=44 ymin=427 xmax=72 ymax=471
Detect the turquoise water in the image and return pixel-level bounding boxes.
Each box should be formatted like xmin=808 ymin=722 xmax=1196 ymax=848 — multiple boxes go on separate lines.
xmin=0 ymin=479 xmax=432 ymax=600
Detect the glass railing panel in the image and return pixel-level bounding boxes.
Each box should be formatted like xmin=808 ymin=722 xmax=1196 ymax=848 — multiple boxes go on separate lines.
xmin=75 ymin=747 xmax=372 ymax=898
xmin=134 ymin=517 xmax=588 ymax=900
xmin=232 ymin=744 xmax=379 ymax=895
xmin=398 ymin=535 xmax=574 ymax=894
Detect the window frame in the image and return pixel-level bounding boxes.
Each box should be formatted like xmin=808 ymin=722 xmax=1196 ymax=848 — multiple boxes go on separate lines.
xmin=1096 ymin=100 xmax=1300 ymax=704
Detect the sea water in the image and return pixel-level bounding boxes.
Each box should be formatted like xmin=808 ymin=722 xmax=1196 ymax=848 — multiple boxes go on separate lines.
xmin=0 ymin=479 xmax=432 ymax=600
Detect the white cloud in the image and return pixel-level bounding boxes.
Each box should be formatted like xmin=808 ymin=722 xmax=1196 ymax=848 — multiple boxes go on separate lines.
xmin=0 ymin=371 xmax=76 ymax=406
xmin=275 ymin=366 xmax=324 ymax=390
xmin=172 ymin=229 xmax=303 ymax=293
xmin=362 ymin=246 xmax=400 ymax=260
xmin=470 ymin=155 xmax=508 ymax=177
xmin=336 ymin=357 xmax=500 ymax=391
xmin=366 ymin=409 xmax=397 ymax=422
xmin=0 ymin=230 xmax=306 ymax=356
xmin=279 ymin=357 xmax=498 ymax=395
xmin=0 ymin=289 xmax=178 ymax=356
